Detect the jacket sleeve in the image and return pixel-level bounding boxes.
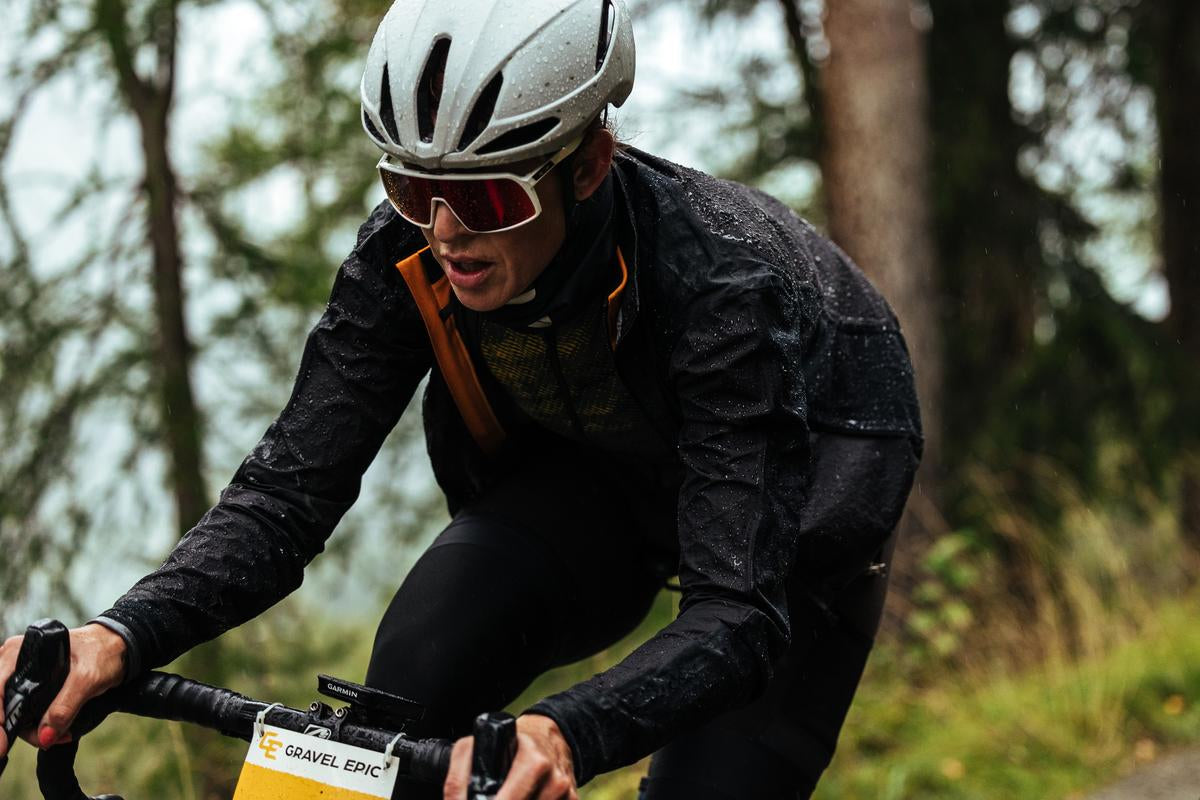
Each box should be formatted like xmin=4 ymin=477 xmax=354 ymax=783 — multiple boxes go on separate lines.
xmin=526 ymin=273 xmax=816 ymax=784
xmin=95 ymin=206 xmax=432 ymax=674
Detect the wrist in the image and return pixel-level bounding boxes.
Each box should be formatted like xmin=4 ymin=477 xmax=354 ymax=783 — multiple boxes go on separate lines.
xmin=524 ymin=698 xmax=595 ymax=785
xmin=520 ymin=712 xmax=576 ymax=779
xmin=84 ymin=618 xmax=136 ymax=684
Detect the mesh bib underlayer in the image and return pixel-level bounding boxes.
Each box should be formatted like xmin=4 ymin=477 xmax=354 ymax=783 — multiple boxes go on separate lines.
xmin=479 ymin=302 xmax=669 ymax=459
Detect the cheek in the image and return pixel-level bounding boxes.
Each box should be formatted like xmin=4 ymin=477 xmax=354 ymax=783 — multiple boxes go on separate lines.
xmin=532 ymin=190 xmax=567 ymax=257
xmin=498 ymin=207 xmax=565 ymax=284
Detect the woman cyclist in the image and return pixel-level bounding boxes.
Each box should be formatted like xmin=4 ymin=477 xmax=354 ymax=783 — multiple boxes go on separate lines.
xmin=0 ymin=1 xmax=922 ymax=797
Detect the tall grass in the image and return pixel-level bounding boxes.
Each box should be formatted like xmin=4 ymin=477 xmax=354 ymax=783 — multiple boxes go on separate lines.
xmin=932 ymin=459 xmax=1190 ymax=674
xmin=811 ymin=596 xmax=1200 ymax=799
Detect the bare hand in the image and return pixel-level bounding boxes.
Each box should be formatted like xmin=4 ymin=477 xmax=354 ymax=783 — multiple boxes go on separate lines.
xmin=444 ymin=714 xmax=577 ymax=800
xmin=0 ymin=623 xmax=127 ymax=758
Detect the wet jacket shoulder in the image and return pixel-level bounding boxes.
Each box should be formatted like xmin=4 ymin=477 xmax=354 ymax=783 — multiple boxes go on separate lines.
xmin=617 ymin=147 xmax=921 ymax=441
xmin=526 ymin=148 xmax=921 ymax=783
xmin=97 ymin=202 xmax=433 ymax=672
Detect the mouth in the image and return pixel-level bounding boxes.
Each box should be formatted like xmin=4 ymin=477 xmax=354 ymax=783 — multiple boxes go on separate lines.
xmin=442 ymin=256 xmax=495 ymax=289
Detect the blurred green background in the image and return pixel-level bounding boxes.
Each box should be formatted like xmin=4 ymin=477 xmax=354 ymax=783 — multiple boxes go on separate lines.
xmin=2 ymin=0 xmax=1198 ymax=797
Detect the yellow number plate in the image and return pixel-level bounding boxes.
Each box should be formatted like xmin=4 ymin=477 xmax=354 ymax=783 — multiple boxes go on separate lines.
xmin=232 ymin=724 xmax=400 ymax=800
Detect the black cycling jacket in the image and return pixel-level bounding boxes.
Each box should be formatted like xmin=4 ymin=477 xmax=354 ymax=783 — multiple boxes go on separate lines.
xmin=97 ymin=147 xmax=921 ymax=784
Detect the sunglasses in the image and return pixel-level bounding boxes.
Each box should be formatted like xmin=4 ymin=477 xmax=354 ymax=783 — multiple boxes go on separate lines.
xmin=377 ymin=137 xmax=584 ymax=234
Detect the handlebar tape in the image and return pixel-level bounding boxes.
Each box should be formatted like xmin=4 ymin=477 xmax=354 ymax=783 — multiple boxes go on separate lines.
xmin=36 ymin=741 xmax=89 ymax=800
xmin=116 ymin=672 xmax=261 ymax=739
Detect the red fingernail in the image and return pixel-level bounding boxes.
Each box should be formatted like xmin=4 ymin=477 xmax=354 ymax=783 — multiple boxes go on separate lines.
xmin=38 ymin=726 xmax=57 ymax=749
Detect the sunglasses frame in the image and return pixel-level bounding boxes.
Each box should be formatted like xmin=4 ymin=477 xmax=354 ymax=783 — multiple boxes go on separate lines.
xmin=377 ymin=136 xmax=585 ymax=234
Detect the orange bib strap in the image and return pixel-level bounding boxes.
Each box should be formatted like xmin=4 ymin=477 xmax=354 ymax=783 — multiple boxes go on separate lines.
xmin=607 ymin=247 xmax=630 ymax=351
xmin=395 ymin=248 xmax=506 ymax=455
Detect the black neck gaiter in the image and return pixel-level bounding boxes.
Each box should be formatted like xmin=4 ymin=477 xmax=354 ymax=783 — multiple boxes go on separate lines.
xmin=482 ymin=171 xmax=616 ymax=330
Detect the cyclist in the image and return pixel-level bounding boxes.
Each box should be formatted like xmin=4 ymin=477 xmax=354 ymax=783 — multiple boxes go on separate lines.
xmin=0 ymin=0 xmax=922 ymax=797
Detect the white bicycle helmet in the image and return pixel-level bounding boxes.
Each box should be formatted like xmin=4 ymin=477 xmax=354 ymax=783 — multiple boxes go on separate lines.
xmin=361 ymin=0 xmax=635 ymax=171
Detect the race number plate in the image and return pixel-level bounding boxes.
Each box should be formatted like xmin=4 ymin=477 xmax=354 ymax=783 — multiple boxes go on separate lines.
xmin=233 ymin=724 xmax=400 ymax=800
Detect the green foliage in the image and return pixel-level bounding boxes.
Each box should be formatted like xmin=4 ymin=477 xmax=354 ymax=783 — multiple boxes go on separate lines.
xmin=812 ymin=595 xmax=1200 ymax=799
xmin=0 ymin=97 xmax=158 ymax=625
xmin=958 ymin=0 xmax=1177 ymax=491
xmin=904 ymin=531 xmax=982 ymax=663
xmin=900 ymin=454 xmax=1190 ymax=686
xmin=0 ymin=0 xmax=428 ymax=622
xmin=192 ymin=0 xmax=386 ymax=312
xmin=638 ymin=0 xmax=826 ymax=219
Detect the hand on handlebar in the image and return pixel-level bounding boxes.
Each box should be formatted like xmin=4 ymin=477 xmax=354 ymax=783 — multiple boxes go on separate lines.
xmin=0 ymin=624 xmax=127 ymax=758
xmin=444 ymin=714 xmax=577 ymax=800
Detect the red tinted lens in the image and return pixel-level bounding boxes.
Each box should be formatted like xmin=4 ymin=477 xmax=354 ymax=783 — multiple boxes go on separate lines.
xmin=379 ymin=167 xmax=538 ymax=232
xmin=430 ymin=178 xmax=537 ymax=232
xmin=379 ymin=169 xmax=436 ymax=226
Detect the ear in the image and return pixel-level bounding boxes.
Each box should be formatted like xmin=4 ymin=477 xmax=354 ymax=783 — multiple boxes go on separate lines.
xmin=572 ymin=129 xmax=616 ymax=202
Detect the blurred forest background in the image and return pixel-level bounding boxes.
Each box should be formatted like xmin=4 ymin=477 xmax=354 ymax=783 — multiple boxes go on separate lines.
xmin=1 ymin=0 xmax=1199 ymax=797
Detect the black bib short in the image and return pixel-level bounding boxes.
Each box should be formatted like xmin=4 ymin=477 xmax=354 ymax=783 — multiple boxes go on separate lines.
xmin=366 ymin=431 xmax=917 ymax=799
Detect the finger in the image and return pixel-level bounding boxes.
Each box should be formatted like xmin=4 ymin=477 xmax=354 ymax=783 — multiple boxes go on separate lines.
xmin=20 ymin=728 xmax=72 ymax=748
xmin=494 ymin=750 xmax=552 ymax=800
xmin=0 ymin=635 xmax=22 ymax=758
xmin=38 ymin=668 xmax=97 ymax=745
xmin=533 ymin=769 xmax=574 ymax=800
xmin=444 ymin=737 xmax=473 ymax=800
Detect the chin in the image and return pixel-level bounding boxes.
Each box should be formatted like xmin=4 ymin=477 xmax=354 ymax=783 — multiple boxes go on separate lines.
xmin=450 ymin=287 xmax=506 ymax=313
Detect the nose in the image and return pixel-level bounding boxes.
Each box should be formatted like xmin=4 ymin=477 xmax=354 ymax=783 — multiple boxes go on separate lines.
xmin=430 ymin=200 xmax=471 ymax=243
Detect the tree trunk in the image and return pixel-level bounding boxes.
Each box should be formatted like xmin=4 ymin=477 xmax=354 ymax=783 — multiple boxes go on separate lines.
xmin=1153 ymin=0 xmax=1200 ymax=547
xmin=819 ymin=0 xmax=944 ymax=623
xmin=97 ymin=0 xmax=208 ymax=537
xmin=926 ymin=0 xmax=1040 ymax=452
xmin=141 ymin=94 xmax=209 ymax=537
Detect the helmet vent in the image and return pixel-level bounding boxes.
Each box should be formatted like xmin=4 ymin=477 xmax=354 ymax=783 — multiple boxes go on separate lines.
xmin=476 ymin=118 xmax=561 ymax=155
xmin=596 ymin=0 xmax=615 ymax=72
xmin=457 ymin=72 xmax=504 ymax=152
xmin=417 ymin=38 xmax=451 ymax=143
xmin=362 ymin=108 xmax=386 ymax=143
xmin=379 ymin=64 xmax=400 ymax=143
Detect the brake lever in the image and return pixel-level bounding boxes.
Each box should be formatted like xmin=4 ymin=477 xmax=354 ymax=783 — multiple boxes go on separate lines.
xmin=1 ymin=619 xmax=70 ymax=779
xmin=469 ymin=711 xmax=517 ymax=799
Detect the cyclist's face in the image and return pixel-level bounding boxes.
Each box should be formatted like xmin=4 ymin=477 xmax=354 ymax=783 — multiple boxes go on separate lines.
xmin=421 ymin=164 xmax=567 ymax=313
xmin=422 ymin=129 xmax=615 ymax=312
